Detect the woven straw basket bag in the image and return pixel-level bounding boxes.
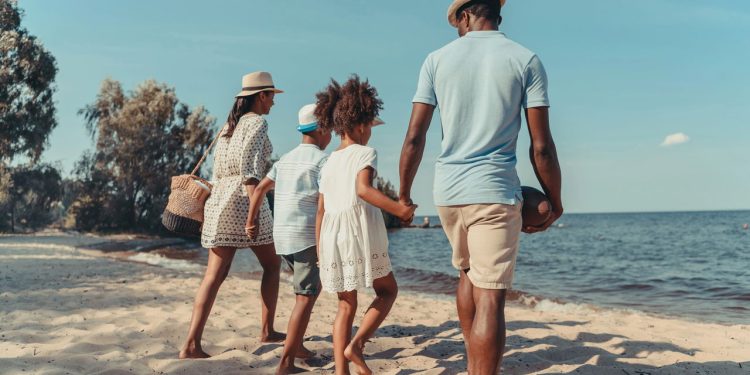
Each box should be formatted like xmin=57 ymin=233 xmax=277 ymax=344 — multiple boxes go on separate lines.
xmin=162 ymin=127 xmax=223 ymax=236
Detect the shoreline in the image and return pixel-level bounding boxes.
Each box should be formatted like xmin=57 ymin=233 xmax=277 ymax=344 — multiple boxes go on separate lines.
xmin=1 ymin=236 xmax=748 ymax=374
xmin=0 ymin=231 xmax=746 ymax=327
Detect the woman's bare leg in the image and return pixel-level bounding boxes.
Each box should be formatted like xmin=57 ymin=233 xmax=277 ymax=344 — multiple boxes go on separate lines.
xmin=251 ymin=243 xmax=284 ymax=342
xmin=345 ymin=273 xmax=398 ymax=375
xmin=334 ymin=291 xmax=358 ymax=375
xmin=179 ymin=246 xmax=237 ymax=359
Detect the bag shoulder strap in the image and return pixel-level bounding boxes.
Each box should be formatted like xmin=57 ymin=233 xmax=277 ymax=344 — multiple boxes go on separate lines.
xmin=190 ymin=124 xmax=227 ymax=176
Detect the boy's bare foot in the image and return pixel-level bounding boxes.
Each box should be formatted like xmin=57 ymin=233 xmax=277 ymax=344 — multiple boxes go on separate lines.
xmin=344 ymin=341 xmax=372 ymax=375
xmin=178 ymin=346 xmax=211 ymax=359
xmin=295 ymin=344 xmax=316 ymax=359
xmin=261 ymin=330 xmax=287 ymax=343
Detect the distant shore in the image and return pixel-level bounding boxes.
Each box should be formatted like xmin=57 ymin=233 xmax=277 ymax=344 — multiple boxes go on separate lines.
xmin=1 ymin=233 xmax=748 ymax=374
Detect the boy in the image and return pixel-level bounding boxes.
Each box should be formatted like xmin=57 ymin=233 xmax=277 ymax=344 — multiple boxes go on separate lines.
xmin=246 ymin=103 xmax=332 ymax=374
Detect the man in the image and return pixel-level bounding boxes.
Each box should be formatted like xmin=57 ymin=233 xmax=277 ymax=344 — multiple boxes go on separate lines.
xmin=399 ymin=0 xmax=563 ymax=373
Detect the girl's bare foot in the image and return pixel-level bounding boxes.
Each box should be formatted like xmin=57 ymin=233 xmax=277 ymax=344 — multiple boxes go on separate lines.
xmin=295 ymin=344 xmax=316 ymax=359
xmin=344 ymin=340 xmax=372 ymax=375
xmin=178 ymin=344 xmax=211 ymax=359
xmin=261 ymin=330 xmax=287 ymax=343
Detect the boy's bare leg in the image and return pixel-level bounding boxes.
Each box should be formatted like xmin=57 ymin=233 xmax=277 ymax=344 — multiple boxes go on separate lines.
xmin=276 ymin=293 xmax=319 ymax=374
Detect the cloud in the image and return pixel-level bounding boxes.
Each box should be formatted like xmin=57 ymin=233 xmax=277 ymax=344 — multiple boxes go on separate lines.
xmin=661 ymin=132 xmax=690 ymax=147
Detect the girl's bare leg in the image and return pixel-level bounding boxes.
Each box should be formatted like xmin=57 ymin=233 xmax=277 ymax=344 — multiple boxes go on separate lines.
xmin=334 ymin=291 xmax=358 ymax=375
xmin=251 ymin=243 xmax=285 ymax=342
xmin=344 ymin=273 xmax=398 ymax=375
xmin=179 ymin=247 xmax=237 ymax=359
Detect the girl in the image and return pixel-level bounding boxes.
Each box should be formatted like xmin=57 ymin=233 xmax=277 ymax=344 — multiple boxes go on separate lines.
xmin=315 ymin=76 xmax=416 ymax=374
xmin=180 ymin=71 xmax=285 ymax=359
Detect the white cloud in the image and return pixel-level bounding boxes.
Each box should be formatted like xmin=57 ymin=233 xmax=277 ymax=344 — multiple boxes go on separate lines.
xmin=661 ymin=132 xmax=690 ymax=147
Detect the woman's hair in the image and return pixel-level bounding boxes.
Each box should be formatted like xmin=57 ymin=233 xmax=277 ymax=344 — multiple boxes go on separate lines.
xmin=314 ymin=75 xmax=383 ymax=136
xmin=224 ymin=95 xmax=257 ymax=138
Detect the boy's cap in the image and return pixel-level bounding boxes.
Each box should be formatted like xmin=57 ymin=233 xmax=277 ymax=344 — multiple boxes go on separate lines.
xmin=297 ymin=104 xmax=318 ymax=133
xmin=372 ymin=117 xmax=385 ymax=127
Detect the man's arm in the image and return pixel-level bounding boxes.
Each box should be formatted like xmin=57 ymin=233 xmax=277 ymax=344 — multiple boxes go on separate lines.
xmin=525 ymin=107 xmax=563 ymax=233
xmin=399 ymin=103 xmax=435 ymax=205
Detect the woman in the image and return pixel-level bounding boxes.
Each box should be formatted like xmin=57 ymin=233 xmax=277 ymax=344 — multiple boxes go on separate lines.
xmin=180 ymin=71 xmax=285 ymax=359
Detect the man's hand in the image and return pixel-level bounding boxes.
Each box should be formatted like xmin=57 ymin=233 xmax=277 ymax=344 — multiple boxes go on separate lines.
xmin=522 ymin=206 xmax=563 ymax=234
xmin=399 ymin=196 xmax=414 ymax=226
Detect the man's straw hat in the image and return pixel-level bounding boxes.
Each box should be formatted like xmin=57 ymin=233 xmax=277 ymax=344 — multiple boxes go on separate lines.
xmin=447 ymin=0 xmax=506 ymax=27
xmin=236 ymin=71 xmax=284 ymax=97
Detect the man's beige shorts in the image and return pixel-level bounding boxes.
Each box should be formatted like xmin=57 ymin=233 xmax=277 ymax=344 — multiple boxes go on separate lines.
xmin=437 ymin=203 xmax=522 ymax=290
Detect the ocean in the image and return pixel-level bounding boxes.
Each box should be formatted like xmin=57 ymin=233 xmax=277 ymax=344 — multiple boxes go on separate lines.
xmin=2 ymin=210 xmax=748 ymax=325
xmin=223 ymin=210 xmax=750 ymax=325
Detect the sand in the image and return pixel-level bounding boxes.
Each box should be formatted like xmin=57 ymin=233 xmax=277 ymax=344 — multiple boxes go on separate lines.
xmin=1 ymin=237 xmax=748 ymax=374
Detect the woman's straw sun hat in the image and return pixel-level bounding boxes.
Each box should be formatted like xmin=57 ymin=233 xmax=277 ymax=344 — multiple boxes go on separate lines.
xmin=236 ymin=71 xmax=284 ymax=97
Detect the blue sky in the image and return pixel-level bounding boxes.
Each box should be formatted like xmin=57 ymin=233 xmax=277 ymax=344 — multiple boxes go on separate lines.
xmin=20 ymin=0 xmax=750 ymax=214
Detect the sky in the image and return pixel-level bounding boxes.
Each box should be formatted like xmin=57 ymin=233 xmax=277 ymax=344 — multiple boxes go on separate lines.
xmin=19 ymin=0 xmax=750 ymax=215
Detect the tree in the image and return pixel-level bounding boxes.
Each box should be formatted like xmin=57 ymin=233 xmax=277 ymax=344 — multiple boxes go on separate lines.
xmin=0 ymin=0 xmax=58 ymax=164
xmin=375 ymin=176 xmax=405 ymax=228
xmin=0 ymin=0 xmax=62 ymax=232
xmin=0 ymin=163 xmax=62 ymax=232
xmin=68 ymin=79 xmax=216 ymax=232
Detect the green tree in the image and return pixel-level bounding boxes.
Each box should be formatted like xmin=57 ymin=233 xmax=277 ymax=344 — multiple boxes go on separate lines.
xmin=68 ymin=79 xmax=216 ymax=232
xmin=0 ymin=163 xmax=62 ymax=232
xmin=0 ymin=0 xmax=58 ymax=163
xmin=375 ymin=176 xmax=405 ymax=229
xmin=0 ymin=0 xmax=62 ymax=232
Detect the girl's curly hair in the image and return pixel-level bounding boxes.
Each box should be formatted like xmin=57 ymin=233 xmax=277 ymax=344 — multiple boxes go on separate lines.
xmin=314 ymin=75 xmax=383 ymax=136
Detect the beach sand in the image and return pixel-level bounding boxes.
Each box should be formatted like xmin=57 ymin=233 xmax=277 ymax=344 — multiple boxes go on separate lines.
xmin=1 ymin=237 xmax=748 ymax=374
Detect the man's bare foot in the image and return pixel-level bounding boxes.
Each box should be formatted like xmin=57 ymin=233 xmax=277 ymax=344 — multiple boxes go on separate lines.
xmin=295 ymin=344 xmax=316 ymax=359
xmin=261 ymin=330 xmax=287 ymax=343
xmin=178 ymin=346 xmax=211 ymax=359
xmin=344 ymin=341 xmax=372 ymax=375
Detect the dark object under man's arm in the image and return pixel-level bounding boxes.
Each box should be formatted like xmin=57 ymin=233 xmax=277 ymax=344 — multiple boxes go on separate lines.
xmin=525 ymin=106 xmax=563 ymax=233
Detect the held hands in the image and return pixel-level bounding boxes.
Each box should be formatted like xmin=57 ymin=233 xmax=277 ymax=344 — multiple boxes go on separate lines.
xmin=399 ymin=197 xmax=417 ymax=225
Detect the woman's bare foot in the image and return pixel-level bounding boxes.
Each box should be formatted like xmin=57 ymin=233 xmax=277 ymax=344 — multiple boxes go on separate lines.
xmin=276 ymin=362 xmax=307 ymax=375
xmin=178 ymin=344 xmax=211 ymax=359
xmin=261 ymin=330 xmax=287 ymax=343
xmin=295 ymin=344 xmax=316 ymax=359
xmin=344 ymin=340 xmax=372 ymax=375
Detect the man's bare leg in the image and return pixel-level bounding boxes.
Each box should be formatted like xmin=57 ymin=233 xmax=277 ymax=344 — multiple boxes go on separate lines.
xmin=468 ymin=287 xmax=507 ymax=374
xmin=456 ymin=269 xmax=476 ymax=362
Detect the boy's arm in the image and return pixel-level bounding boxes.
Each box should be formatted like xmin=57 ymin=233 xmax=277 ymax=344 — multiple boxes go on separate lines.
xmin=245 ymin=177 xmax=275 ymax=238
xmin=525 ymin=107 xmax=563 ymax=233
xmin=356 ymin=167 xmax=416 ymax=221
xmin=315 ymin=193 xmax=325 ymax=261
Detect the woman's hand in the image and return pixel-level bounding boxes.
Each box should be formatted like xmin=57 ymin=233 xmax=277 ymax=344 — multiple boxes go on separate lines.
xmin=245 ymin=212 xmax=259 ymax=239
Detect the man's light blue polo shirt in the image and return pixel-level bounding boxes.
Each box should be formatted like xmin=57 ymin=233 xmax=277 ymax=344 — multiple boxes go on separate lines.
xmin=267 ymin=144 xmax=327 ymax=255
xmin=413 ymin=31 xmax=550 ymax=207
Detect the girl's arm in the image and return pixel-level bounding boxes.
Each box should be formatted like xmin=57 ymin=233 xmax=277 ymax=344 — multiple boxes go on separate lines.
xmin=356 ymin=167 xmax=416 ymax=221
xmin=315 ymin=193 xmax=325 ymax=261
xmin=245 ymin=177 xmax=275 ymax=238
